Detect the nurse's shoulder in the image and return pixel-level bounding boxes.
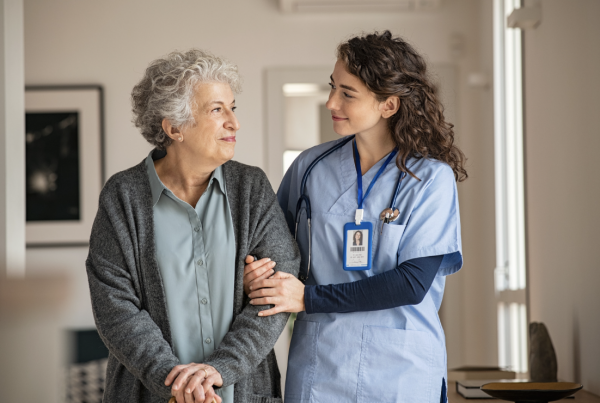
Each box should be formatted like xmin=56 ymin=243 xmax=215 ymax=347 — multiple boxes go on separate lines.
xmin=408 ymin=157 xmax=455 ymax=182
xmin=405 ymin=157 xmax=457 ymax=199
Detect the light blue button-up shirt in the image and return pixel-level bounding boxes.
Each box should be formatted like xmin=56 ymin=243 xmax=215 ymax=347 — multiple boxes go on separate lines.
xmin=146 ymin=150 xmax=235 ymax=402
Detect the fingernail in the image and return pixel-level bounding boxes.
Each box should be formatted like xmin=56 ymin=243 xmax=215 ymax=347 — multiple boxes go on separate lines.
xmin=174 ymin=385 xmax=179 ymax=390
xmin=186 ymin=388 xmax=191 ymax=393
xmin=258 ymin=312 xmax=263 ymax=316
xmin=266 ymin=258 xmax=271 ymax=262
xmin=249 ymin=300 xmax=254 ymax=304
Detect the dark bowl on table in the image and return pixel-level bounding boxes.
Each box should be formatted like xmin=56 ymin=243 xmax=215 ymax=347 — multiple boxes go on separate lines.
xmin=481 ymin=382 xmax=583 ymax=403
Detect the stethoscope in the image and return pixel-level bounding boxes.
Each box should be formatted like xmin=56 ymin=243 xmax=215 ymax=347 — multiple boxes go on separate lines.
xmin=294 ymin=135 xmax=407 ymax=281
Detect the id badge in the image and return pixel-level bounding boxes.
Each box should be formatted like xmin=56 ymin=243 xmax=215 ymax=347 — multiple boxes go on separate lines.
xmin=343 ymin=221 xmax=373 ymax=271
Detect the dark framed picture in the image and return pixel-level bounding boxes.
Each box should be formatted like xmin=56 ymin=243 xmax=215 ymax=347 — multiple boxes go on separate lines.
xmin=25 ymin=86 xmax=104 ymax=247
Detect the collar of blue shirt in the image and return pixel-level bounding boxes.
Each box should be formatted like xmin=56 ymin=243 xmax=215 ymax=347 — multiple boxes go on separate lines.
xmin=146 ymin=149 xmax=226 ymax=207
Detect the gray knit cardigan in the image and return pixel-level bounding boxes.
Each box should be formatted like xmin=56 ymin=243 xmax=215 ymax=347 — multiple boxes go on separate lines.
xmin=86 ymin=157 xmax=300 ymax=403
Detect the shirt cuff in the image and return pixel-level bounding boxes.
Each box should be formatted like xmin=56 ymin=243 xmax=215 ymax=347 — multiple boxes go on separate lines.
xmin=304 ymin=285 xmax=315 ymax=314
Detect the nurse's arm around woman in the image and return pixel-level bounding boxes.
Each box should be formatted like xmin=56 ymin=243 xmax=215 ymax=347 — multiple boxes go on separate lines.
xmin=86 ymin=49 xmax=300 ymax=403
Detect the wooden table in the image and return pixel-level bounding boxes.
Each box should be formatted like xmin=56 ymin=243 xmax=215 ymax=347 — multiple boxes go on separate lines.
xmin=448 ymin=382 xmax=600 ymax=402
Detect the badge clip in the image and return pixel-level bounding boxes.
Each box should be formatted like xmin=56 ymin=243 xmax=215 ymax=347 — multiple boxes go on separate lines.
xmin=355 ymin=209 xmax=364 ymax=225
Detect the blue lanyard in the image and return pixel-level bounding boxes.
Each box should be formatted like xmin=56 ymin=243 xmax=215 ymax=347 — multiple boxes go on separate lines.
xmin=353 ymin=140 xmax=397 ymax=209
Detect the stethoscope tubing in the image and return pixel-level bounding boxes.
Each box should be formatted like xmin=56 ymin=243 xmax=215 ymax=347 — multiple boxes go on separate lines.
xmin=390 ymin=170 xmax=406 ymax=208
xmin=294 ymin=136 xmax=355 ymax=280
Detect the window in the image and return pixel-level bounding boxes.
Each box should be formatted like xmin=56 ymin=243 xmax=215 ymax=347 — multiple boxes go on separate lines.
xmin=493 ymin=0 xmax=528 ymax=373
xmin=281 ymin=82 xmax=330 ymax=176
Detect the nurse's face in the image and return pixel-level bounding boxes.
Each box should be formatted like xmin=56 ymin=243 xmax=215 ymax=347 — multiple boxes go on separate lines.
xmin=326 ymin=59 xmax=389 ymax=138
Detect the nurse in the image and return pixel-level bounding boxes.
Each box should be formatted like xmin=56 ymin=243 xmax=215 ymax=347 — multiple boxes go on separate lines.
xmin=244 ymin=31 xmax=466 ymax=403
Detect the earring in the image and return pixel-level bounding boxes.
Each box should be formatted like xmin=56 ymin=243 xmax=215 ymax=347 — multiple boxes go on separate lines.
xmin=178 ymin=137 xmax=183 ymax=142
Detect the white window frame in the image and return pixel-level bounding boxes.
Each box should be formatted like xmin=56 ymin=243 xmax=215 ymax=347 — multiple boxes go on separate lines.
xmin=493 ymin=0 xmax=528 ymax=373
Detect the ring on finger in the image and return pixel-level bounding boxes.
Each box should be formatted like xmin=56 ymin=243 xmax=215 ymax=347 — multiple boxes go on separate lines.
xmin=202 ymin=368 xmax=209 ymax=378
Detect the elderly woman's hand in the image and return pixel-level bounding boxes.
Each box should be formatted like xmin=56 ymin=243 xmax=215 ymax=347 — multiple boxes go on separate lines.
xmin=243 ymin=255 xmax=276 ymax=295
xmin=165 ymin=363 xmax=223 ymax=403
xmin=248 ymin=271 xmax=306 ymax=316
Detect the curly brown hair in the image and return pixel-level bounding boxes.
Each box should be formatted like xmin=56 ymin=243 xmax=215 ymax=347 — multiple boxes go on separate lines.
xmin=337 ymin=31 xmax=467 ymax=182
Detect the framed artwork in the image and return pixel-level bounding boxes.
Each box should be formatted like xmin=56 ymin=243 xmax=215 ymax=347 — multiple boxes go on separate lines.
xmin=25 ymin=85 xmax=104 ymax=247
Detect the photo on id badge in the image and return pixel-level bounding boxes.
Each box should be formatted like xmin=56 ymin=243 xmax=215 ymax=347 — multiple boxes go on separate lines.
xmin=344 ymin=225 xmax=372 ymax=271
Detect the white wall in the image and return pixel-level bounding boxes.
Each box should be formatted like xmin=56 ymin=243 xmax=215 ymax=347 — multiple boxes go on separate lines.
xmin=523 ymin=0 xmax=600 ymax=394
xmin=22 ymin=0 xmax=497 ymax=397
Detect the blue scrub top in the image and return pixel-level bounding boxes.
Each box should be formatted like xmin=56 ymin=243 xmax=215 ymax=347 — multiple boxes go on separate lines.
xmin=278 ymin=138 xmax=463 ymax=403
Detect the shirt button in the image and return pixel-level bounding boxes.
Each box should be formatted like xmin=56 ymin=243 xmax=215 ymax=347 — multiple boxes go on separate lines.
xmin=201 ymin=298 xmax=208 ymax=305
xmin=205 ymin=338 xmax=211 ymax=344
xmin=194 ymin=227 xmax=199 ymax=232
xmin=197 ymin=259 xmax=203 ymax=266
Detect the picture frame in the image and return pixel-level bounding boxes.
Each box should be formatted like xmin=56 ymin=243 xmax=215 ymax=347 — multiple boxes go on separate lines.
xmin=25 ymin=85 xmax=104 ymax=247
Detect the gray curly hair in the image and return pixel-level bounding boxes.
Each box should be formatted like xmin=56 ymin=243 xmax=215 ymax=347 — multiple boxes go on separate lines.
xmin=131 ymin=49 xmax=242 ymax=149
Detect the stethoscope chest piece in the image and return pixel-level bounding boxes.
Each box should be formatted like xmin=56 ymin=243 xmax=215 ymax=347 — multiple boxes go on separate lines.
xmin=380 ymin=208 xmax=400 ymax=224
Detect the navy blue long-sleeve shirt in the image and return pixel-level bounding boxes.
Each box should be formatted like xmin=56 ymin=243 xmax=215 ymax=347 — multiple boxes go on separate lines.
xmin=304 ymin=254 xmax=444 ymax=314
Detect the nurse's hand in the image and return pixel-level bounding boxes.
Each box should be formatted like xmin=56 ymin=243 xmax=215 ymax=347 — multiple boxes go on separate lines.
xmin=248 ymin=271 xmax=305 ymax=316
xmin=243 ymin=255 xmax=276 ymax=295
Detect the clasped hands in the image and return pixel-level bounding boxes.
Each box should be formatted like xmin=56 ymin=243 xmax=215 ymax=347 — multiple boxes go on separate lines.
xmin=165 ymin=363 xmax=223 ymax=403
xmin=164 ymin=256 xmax=302 ymax=403
xmin=243 ymin=255 xmax=305 ymax=316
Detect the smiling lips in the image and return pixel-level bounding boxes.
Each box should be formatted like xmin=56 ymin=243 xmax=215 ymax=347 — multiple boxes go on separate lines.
xmin=332 ymin=115 xmax=347 ymax=122
xmin=220 ymin=136 xmax=236 ymax=143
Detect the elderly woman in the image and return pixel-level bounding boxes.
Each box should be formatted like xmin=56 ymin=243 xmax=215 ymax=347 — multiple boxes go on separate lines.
xmin=86 ymin=49 xmax=299 ymax=403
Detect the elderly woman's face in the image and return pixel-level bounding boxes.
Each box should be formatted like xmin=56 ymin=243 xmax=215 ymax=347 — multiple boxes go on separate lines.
xmin=181 ymin=81 xmax=240 ymax=165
